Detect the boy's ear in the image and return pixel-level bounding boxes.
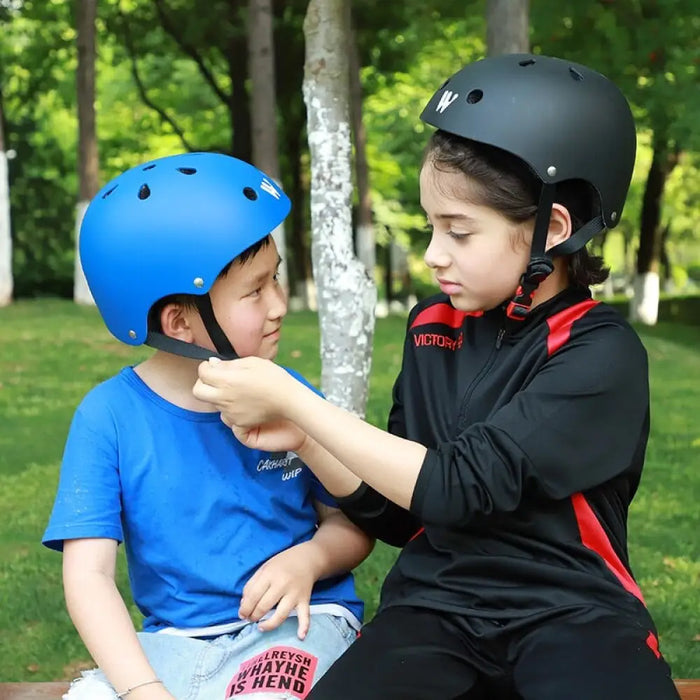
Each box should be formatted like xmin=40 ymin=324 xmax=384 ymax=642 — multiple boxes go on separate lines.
xmin=545 ymin=203 xmax=573 ymax=251
xmin=160 ymin=303 xmax=196 ymax=341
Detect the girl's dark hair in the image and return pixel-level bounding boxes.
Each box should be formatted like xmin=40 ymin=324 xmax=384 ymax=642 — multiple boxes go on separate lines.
xmin=424 ymin=130 xmax=609 ymax=287
xmin=147 ymin=234 xmax=272 ymax=333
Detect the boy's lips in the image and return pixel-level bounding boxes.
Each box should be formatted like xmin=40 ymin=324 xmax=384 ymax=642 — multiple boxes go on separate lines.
xmin=264 ymin=327 xmax=281 ymax=339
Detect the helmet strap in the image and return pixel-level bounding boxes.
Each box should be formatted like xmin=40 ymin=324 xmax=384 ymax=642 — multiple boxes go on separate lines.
xmin=506 ymin=183 xmax=555 ymax=321
xmin=193 ymin=294 xmax=238 ymax=358
xmin=548 ymin=214 xmax=605 ymax=257
xmin=144 ymin=293 xmax=239 ymax=360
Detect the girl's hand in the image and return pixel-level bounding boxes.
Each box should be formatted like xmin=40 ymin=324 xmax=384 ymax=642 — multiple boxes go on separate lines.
xmin=194 ymin=356 xmax=296 ymax=426
xmin=229 ymin=419 xmax=307 ymax=454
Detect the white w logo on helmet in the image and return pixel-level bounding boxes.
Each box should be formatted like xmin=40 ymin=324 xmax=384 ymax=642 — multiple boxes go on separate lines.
xmin=435 ymin=90 xmax=459 ymax=114
xmin=260 ymin=178 xmax=281 ymax=199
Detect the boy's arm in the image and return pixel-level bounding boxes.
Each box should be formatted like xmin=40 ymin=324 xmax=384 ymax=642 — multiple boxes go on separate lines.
xmin=309 ymin=501 xmax=375 ymax=579
xmin=63 ymin=538 xmax=175 ymax=700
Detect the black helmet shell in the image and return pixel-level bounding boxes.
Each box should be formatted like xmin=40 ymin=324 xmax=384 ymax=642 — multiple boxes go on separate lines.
xmin=420 ymin=54 xmax=636 ymax=228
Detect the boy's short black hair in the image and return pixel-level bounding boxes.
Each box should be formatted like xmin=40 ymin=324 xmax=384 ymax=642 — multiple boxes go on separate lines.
xmin=147 ymin=234 xmax=272 ymax=334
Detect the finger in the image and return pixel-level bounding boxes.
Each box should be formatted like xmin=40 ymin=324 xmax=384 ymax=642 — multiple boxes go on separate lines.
xmin=220 ymin=413 xmax=233 ymax=428
xmin=296 ymin=601 xmax=311 ymax=640
xmin=257 ymin=596 xmax=296 ymax=632
xmin=192 ymin=378 xmax=217 ymax=402
xmin=239 ymin=578 xmax=271 ymax=620
xmin=248 ymin=584 xmax=286 ymax=622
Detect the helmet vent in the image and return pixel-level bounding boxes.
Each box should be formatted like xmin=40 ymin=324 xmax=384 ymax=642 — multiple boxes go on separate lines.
xmin=569 ymin=67 xmax=584 ymax=81
xmin=138 ymin=184 xmax=151 ymax=200
xmin=143 ymin=164 xmax=156 ymax=171
xmin=243 ymin=187 xmax=258 ymax=201
xmin=102 ymin=185 xmax=118 ymax=200
xmin=466 ymin=89 xmax=483 ymax=104
xmin=177 ymin=167 xmax=197 ymax=175
xmin=518 ymin=59 xmax=536 ymax=67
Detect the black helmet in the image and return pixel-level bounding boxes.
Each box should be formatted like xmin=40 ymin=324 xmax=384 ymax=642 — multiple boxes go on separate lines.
xmin=420 ymin=53 xmax=636 ymax=231
xmin=420 ymin=54 xmax=636 ymax=319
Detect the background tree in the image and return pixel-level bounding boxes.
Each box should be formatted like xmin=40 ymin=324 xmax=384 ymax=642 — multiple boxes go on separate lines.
xmin=348 ymin=6 xmax=375 ymax=278
xmin=248 ymin=0 xmax=289 ymax=296
xmin=303 ymin=0 xmax=376 ymax=416
xmin=74 ymin=0 xmax=98 ymax=305
xmin=0 ymin=93 xmax=13 ymax=307
xmin=487 ymin=0 xmax=530 ymax=54
xmin=533 ymin=0 xmax=700 ymax=324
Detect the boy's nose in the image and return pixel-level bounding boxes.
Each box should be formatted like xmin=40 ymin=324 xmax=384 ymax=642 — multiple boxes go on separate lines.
xmin=269 ymin=285 xmax=287 ymax=319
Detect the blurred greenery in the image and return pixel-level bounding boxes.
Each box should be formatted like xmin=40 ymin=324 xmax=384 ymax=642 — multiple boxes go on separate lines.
xmin=0 ymin=300 xmax=698 ymax=680
xmin=1 ymin=0 xmax=699 ymax=299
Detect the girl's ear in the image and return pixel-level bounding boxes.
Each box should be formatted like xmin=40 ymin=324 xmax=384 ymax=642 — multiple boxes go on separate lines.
xmin=546 ymin=203 xmax=573 ymax=251
xmin=160 ymin=303 xmax=195 ymax=341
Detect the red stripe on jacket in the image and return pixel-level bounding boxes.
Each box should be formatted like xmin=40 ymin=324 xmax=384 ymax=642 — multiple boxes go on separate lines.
xmin=410 ymin=303 xmax=482 ymax=331
xmin=546 ymin=299 xmax=599 ymax=356
xmin=571 ymin=492 xmax=646 ymax=605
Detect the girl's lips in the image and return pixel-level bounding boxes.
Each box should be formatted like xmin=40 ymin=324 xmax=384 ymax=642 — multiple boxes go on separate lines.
xmin=438 ymin=280 xmax=462 ymax=295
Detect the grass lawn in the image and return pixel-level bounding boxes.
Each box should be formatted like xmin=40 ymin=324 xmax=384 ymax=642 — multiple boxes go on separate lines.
xmin=0 ymin=299 xmax=698 ymax=680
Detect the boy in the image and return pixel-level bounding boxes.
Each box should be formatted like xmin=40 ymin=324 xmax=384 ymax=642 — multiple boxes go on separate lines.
xmin=43 ymin=153 xmax=372 ymax=700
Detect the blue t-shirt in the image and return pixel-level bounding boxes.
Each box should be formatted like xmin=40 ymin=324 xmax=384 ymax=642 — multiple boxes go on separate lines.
xmin=43 ymin=366 xmax=363 ymax=632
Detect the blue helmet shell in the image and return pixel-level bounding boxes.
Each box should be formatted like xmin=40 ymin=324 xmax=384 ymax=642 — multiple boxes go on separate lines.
xmin=79 ymin=152 xmax=291 ymax=345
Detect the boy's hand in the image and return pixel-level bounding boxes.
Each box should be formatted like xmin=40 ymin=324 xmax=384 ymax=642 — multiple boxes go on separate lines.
xmin=239 ymin=543 xmax=323 ymax=640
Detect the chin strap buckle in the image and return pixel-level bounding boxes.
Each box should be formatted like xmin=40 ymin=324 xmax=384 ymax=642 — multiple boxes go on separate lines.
xmin=506 ymin=258 xmax=554 ymax=322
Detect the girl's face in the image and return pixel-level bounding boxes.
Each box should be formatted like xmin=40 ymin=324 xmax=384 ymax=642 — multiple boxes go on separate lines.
xmin=420 ymin=160 xmax=531 ymax=313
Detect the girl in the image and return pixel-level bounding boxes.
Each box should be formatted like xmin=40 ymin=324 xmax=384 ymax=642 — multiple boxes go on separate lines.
xmin=194 ymin=54 xmax=681 ymax=700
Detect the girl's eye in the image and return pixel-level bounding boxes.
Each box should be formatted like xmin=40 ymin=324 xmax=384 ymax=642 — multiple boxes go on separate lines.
xmin=448 ymin=231 xmax=471 ymax=241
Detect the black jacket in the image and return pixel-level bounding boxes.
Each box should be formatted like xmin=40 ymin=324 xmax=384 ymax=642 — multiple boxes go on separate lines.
xmin=338 ymin=287 xmax=652 ymax=622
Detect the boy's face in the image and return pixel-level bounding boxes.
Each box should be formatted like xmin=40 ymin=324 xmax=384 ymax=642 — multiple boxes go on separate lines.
xmin=191 ymin=239 xmax=287 ymax=360
xmin=419 ymin=161 xmax=531 ymax=313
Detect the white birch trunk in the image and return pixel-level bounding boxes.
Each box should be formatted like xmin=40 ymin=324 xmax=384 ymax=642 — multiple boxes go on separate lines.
xmin=0 ymin=151 xmax=12 ymax=306
xmin=73 ymin=200 xmax=94 ymax=304
xmin=629 ymin=271 xmax=660 ymax=325
xmin=303 ymin=0 xmax=376 ymax=417
xmin=355 ymin=223 xmax=375 ymax=278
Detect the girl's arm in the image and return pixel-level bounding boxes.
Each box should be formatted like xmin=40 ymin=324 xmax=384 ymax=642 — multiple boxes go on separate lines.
xmin=63 ymin=538 xmax=175 ymax=700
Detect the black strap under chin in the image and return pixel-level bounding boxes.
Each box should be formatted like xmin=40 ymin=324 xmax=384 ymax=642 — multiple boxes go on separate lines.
xmin=145 ymin=331 xmax=229 ymax=360
xmin=193 ymin=294 xmax=238 ymax=358
xmin=144 ymin=293 xmax=239 ymax=360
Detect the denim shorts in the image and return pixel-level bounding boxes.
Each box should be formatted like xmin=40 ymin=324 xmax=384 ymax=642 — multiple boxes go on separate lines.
xmin=64 ymin=614 xmax=357 ymax=700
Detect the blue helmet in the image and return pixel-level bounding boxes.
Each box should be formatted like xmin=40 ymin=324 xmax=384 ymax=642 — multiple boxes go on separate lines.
xmin=80 ymin=152 xmax=291 ymax=346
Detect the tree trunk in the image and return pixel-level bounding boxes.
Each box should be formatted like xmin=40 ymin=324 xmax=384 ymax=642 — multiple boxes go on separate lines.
xmin=229 ymin=32 xmax=252 ymax=161
xmin=247 ymin=0 xmax=289 ymax=297
xmin=303 ymin=0 xmax=376 ymax=417
xmin=486 ymin=0 xmax=530 ymax=55
xmin=0 ymin=96 xmax=13 ymax=307
xmin=288 ymin=123 xmax=314 ymax=310
xmin=75 ymin=0 xmax=99 ymax=305
xmin=630 ymin=135 xmax=680 ymax=325
xmin=348 ymin=9 xmax=375 ymax=277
